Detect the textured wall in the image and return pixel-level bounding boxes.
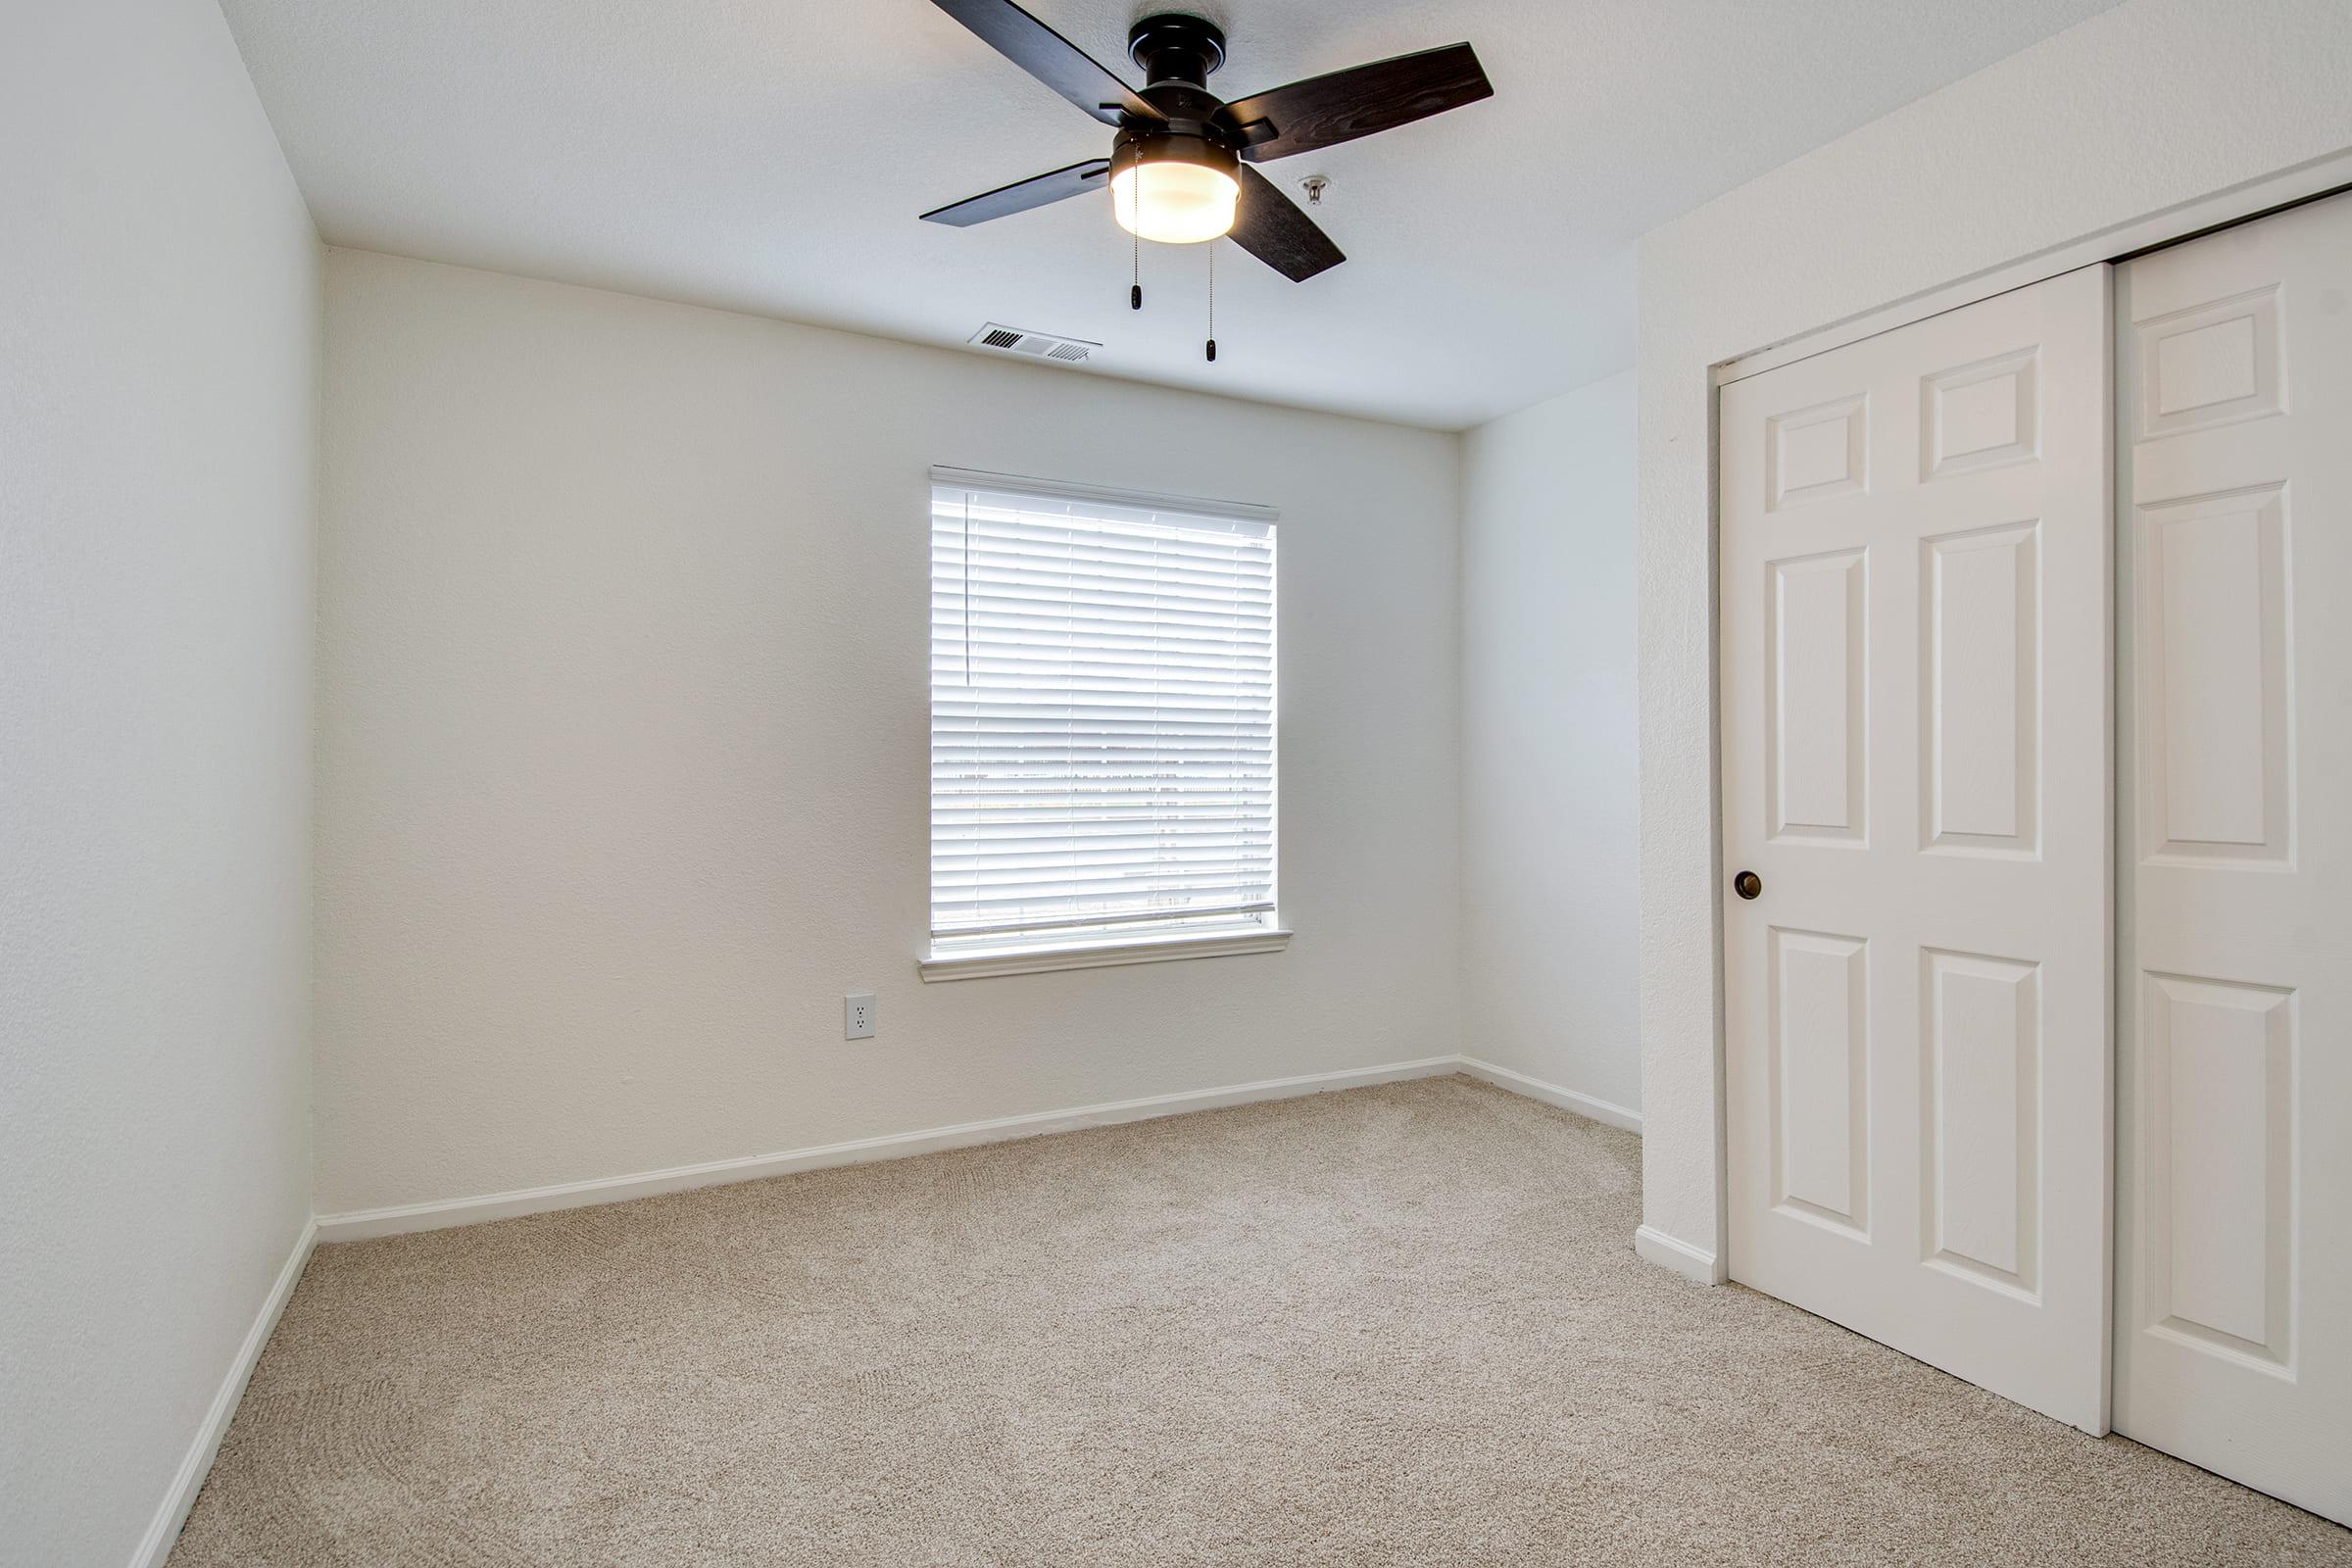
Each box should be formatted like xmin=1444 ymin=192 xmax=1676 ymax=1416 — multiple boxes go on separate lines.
xmin=1460 ymin=370 xmax=1641 ymax=1112
xmin=315 ymin=250 xmax=1462 ymax=1215
xmin=1635 ymin=0 xmax=2352 ymax=1272
xmin=0 ymin=0 xmax=319 ymax=1560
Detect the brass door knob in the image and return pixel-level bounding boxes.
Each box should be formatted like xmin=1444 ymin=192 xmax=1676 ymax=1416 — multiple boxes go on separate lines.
xmin=1733 ymin=870 xmax=1763 ymax=901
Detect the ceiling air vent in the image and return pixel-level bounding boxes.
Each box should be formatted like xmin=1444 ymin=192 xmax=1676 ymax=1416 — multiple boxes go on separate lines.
xmin=968 ymin=321 xmax=1100 ymax=366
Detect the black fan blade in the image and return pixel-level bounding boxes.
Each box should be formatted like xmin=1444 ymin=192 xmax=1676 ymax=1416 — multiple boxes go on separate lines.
xmin=921 ymin=160 xmax=1112 ymax=226
xmin=1212 ymin=42 xmax=1492 ymax=163
xmin=1227 ymin=166 xmax=1345 ymax=281
xmin=927 ymin=0 xmax=1162 ymax=127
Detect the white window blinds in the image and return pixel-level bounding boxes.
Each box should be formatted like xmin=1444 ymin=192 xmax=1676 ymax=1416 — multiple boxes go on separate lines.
xmin=929 ymin=472 xmax=1277 ymax=950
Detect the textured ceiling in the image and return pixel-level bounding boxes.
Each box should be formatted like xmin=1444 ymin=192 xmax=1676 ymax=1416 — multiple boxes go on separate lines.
xmin=220 ymin=0 xmax=2118 ymax=428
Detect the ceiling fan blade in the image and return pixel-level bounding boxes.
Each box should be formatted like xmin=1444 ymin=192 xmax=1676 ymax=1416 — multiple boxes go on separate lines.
xmin=926 ymin=0 xmax=1163 ymax=127
xmin=920 ymin=160 xmax=1112 ymax=226
xmin=1226 ymin=166 xmax=1345 ymax=281
xmin=1212 ymin=42 xmax=1492 ymax=163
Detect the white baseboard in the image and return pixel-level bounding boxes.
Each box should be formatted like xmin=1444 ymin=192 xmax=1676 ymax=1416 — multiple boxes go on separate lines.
xmin=315 ymin=1055 xmax=1463 ymax=1243
xmin=1457 ymin=1056 xmax=1642 ymax=1134
xmin=1634 ymin=1223 xmax=1724 ymax=1285
xmin=131 ymin=1218 xmax=317 ymax=1568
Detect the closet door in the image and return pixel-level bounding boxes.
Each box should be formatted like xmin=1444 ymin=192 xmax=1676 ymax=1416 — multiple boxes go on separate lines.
xmin=2115 ymin=191 xmax=2352 ymax=1525
xmin=1719 ymin=266 xmax=2113 ymax=1433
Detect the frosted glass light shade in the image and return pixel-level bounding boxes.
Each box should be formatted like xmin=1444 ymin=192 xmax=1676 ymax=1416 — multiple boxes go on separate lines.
xmin=1110 ymin=161 xmax=1239 ymax=244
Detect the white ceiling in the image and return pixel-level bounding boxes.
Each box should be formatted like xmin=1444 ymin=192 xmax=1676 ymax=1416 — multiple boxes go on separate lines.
xmin=220 ymin=0 xmax=2117 ymax=429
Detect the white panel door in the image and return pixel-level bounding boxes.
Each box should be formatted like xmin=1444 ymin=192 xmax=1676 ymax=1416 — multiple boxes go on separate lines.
xmin=2115 ymin=191 xmax=2352 ymax=1525
xmin=1720 ymin=267 xmax=2113 ymax=1433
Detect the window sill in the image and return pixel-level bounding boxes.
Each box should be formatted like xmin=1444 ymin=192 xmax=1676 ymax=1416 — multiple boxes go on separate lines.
xmin=917 ymin=927 xmax=1292 ymax=982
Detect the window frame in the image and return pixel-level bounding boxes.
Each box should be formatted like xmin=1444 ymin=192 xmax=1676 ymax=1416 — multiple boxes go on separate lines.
xmin=918 ymin=466 xmax=1289 ymax=981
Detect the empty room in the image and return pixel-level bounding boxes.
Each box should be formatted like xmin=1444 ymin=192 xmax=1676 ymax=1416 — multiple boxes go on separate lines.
xmin=7 ymin=0 xmax=2352 ymax=1562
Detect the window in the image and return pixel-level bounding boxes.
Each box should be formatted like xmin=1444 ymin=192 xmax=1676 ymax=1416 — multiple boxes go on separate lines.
xmin=924 ymin=468 xmax=1283 ymax=978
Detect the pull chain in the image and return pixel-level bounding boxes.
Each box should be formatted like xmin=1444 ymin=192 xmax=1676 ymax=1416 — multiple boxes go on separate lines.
xmin=1204 ymin=242 xmax=1217 ymax=362
xmin=1129 ymin=163 xmax=1143 ymax=310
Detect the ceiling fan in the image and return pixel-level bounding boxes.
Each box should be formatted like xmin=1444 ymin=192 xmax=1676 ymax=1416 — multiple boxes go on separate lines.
xmin=917 ymin=0 xmax=1494 ymax=282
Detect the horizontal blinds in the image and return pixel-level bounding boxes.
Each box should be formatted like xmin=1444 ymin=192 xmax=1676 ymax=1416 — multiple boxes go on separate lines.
xmin=930 ymin=481 xmax=1276 ymax=942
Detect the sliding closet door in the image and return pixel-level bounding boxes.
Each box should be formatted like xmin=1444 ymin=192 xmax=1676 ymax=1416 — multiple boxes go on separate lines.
xmin=1719 ymin=266 xmax=2113 ymax=1433
xmin=2115 ymin=191 xmax=2352 ymax=1525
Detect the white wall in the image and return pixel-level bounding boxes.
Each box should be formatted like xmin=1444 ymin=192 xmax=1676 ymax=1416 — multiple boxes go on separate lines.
xmin=1460 ymin=371 xmax=1640 ymax=1116
xmin=0 ymin=1 xmax=319 ymax=1561
xmin=1635 ymin=0 xmax=2352 ymax=1275
xmin=314 ymin=249 xmax=1460 ymax=1216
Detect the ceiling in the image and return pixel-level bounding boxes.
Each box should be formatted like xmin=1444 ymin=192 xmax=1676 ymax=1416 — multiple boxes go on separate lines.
xmin=220 ymin=0 xmax=2117 ymax=429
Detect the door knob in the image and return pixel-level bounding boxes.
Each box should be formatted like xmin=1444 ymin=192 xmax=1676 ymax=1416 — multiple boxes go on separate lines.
xmin=1733 ymin=870 xmax=1762 ymax=901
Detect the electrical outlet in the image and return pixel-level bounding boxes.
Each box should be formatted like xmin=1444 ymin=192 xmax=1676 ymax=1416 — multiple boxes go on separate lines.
xmin=844 ymin=992 xmax=875 ymax=1040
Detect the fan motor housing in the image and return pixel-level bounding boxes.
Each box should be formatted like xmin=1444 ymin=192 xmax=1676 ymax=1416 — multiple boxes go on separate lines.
xmin=1128 ymin=14 xmax=1225 ymax=88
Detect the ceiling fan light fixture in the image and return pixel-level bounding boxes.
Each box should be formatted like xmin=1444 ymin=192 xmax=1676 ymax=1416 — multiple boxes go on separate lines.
xmin=1109 ymin=137 xmax=1239 ymax=245
xmin=919 ymin=2 xmax=1494 ymax=282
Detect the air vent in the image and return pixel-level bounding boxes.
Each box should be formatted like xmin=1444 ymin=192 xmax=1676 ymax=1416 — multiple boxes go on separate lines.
xmin=967 ymin=321 xmax=1100 ymax=366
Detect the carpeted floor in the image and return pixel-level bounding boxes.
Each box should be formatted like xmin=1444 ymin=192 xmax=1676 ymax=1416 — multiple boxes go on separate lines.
xmin=170 ymin=1075 xmax=2351 ymax=1566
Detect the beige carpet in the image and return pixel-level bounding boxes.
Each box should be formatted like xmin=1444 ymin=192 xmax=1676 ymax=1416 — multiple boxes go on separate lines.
xmin=171 ymin=1075 xmax=2350 ymax=1566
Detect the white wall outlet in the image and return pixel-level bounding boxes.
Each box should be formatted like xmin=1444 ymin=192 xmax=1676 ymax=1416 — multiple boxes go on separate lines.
xmin=844 ymin=992 xmax=875 ymax=1040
